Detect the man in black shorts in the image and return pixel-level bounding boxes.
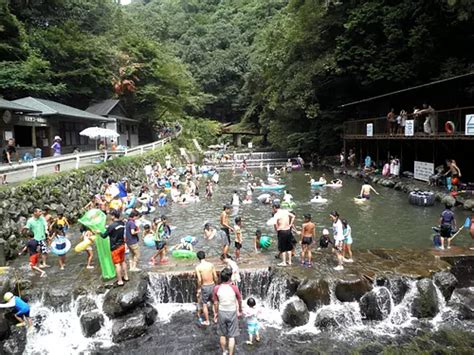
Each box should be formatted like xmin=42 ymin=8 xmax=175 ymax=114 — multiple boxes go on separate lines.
xmin=272 ymin=202 xmax=295 ymax=266
xmin=220 ymin=205 xmax=233 ymax=255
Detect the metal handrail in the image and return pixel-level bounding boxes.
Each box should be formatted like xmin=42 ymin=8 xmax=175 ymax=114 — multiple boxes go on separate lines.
xmin=0 ymin=122 xmax=182 ymax=178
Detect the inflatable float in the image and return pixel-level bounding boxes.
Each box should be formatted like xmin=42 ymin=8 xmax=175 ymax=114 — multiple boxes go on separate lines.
xmin=78 ymin=209 xmax=116 ymax=280
xmin=143 ymin=234 xmax=155 ymax=248
xmin=75 ymin=234 xmax=96 ymax=253
xmin=281 ymin=201 xmax=296 ymax=209
xmin=257 ymin=193 xmax=271 ymax=202
xmin=50 ymin=237 xmax=71 ymax=256
xmin=255 ymin=184 xmax=286 ymax=191
xmin=324 ymin=183 xmax=343 ymax=188
xmin=354 ymin=196 xmax=368 ymax=204
xmin=311 ymin=196 xmax=328 ymax=203
xmin=311 ymin=181 xmax=325 ymax=188
xmin=260 ymin=235 xmax=272 ymax=249
xmin=172 ymin=249 xmax=196 ymax=259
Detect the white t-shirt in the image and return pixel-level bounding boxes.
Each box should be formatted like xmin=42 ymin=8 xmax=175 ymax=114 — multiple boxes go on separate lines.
xmin=232 ymin=194 xmax=240 ymax=206
xmin=333 ymin=219 xmax=344 ymax=243
xmin=283 ymin=193 xmax=293 ymax=203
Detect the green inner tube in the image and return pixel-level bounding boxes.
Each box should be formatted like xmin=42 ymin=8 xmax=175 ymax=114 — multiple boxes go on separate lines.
xmin=172 ymin=249 xmax=196 ymax=259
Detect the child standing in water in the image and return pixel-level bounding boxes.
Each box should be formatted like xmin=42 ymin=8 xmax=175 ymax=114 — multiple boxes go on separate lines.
xmin=342 ymin=219 xmax=353 ymax=262
xmin=18 ymin=232 xmax=46 ymax=277
xmin=234 ymin=216 xmax=243 ymax=261
xmin=254 ymin=229 xmax=262 ymax=253
xmin=299 ymin=214 xmax=316 ymax=267
xmin=51 ymin=224 xmax=67 ymax=270
xmin=81 ymin=226 xmax=95 ymax=269
xmin=244 ymin=297 xmax=261 ymax=345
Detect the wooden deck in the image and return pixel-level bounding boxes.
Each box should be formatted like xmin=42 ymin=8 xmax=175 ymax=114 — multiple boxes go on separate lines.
xmin=344 ymin=133 xmax=474 ymax=141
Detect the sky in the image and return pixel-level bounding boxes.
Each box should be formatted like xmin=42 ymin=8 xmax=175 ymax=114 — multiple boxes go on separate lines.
xmin=121 ymin=0 xmax=132 ymax=5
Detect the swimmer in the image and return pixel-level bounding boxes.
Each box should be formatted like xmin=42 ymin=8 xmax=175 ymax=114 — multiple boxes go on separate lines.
xmin=359 ymin=180 xmax=379 ymax=199
xmin=231 ymin=190 xmax=240 ymax=206
xmin=0 ymin=292 xmax=32 ymax=327
xmin=204 ymin=223 xmax=216 ymax=240
xmin=283 ymin=190 xmax=293 ymax=203
xmin=170 ymin=236 xmax=198 ymax=251
xmin=318 ymin=174 xmax=327 ymax=184
xmin=254 ymin=229 xmax=262 ymax=253
xmin=299 ymin=214 xmax=315 ymax=267
xmin=330 ymin=179 xmax=343 ymax=185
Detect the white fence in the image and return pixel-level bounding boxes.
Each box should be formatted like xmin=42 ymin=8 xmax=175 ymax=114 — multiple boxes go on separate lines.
xmin=1 ymin=124 xmax=181 ymax=181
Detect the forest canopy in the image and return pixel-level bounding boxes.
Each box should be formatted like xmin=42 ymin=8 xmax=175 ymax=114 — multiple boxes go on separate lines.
xmin=1 ymin=0 xmax=473 ymax=152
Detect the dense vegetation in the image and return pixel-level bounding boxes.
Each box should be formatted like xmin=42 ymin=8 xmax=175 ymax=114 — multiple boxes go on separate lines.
xmin=1 ymin=0 xmax=473 ymax=153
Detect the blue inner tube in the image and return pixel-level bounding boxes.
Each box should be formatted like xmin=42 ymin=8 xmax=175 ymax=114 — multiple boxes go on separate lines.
xmin=50 ymin=237 xmax=71 ymax=256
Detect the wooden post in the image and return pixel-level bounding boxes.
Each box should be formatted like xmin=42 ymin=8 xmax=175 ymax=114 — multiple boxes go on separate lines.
xmin=376 ymin=140 xmax=379 ymax=164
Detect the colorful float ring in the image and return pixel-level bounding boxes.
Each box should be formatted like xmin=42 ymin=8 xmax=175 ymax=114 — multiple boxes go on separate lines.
xmin=324 ymin=183 xmax=343 ymax=188
xmin=281 ymin=201 xmax=296 ymax=209
xmin=74 ymin=235 xmax=97 ymax=253
xmin=51 ymin=237 xmax=71 ymax=256
xmin=254 ymin=184 xmax=286 ymax=191
xmin=172 ymin=249 xmax=196 ymax=259
xmin=144 ymin=234 xmax=155 ymax=248
xmin=444 ymin=121 xmax=455 ymax=134
xmin=260 ymin=236 xmax=272 ymax=249
xmin=311 ymin=181 xmax=325 ymax=188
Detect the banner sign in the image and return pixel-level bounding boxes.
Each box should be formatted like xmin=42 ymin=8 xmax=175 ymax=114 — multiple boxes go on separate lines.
xmin=405 ymin=120 xmax=414 ymax=136
xmin=366 ymin=123 xmax=373 ymax=137
xmin=414 ymin=161 xmax=434 ymax=182
xmin=465 ymin=114 xmax=474 ymax=135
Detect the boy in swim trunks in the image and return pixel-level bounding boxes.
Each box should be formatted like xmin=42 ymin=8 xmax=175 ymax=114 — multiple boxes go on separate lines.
xmin=299 ymin=214 xmax=316 ymax=267
xmin=195 ymin=251 xmax=217 ymax=326
xmin=234 ymin=217 xmax=243 ymax=261
xmin=150 ymin=216 xmax=170 ymax=265
xmin=18 ymin=232 xmax=46 ymax=277
xmin=359 ymin=180 xmax=379 ymax=199
xmin=220 ymin=205 xmax=234 ymax=255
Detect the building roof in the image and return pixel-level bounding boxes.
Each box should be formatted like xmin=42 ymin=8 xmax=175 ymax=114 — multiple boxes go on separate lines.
xmin=86 ymin=99 xmax=121 ymax=116
xmin=109 ymin=115 xmax=139 ymax=123
xmin=0 ymin=97 xmax=40 ymax=113
xmin=12 ymin=97 xmax=112 ymax=122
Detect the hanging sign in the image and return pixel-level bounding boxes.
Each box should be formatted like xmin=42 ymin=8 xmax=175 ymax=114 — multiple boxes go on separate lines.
xmin=414 ymin=161 xmax=434 ymax=182
xmin=366 ymin=123 xmax=373 ymax=137
xmin=465 ymin=114 xmax=474 ymax=135
xmin=405 ymin=120 xmax=414 ymax=136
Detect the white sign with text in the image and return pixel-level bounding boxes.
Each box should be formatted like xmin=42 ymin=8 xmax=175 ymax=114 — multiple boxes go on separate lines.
xmin=405 ymin=120 xmax=414 ymax=136
xmin=465 ymin=114 xmax=474 ymax=135
xmin=366 ymin=123 xmax=373 ymax=137
xmin=414 ymin=161 xmax=434 ymax=182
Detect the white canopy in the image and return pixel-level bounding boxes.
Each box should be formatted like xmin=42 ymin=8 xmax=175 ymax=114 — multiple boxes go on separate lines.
xmin=80 ymin=127 xmax=119 ymax=139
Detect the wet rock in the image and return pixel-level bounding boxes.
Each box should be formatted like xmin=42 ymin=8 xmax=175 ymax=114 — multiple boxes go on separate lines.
xmin=76 ymin=296 xmax=98 ymax=316
xmin=2 ymin=327 xmax=26 ymax=355
xmin=359 ymin=287 xmax=392 ymax=320
xmin=281 ymin=297 xmax=309 ymax=327
xmin=380 ymin=179 xmax=395 ymax=188
xmin=43 ymin=288 xmax=72 ymax=311
xmin=80 ymin=311 xmax=104 ymax=337
xmin=103 ymin=277 xmax=148 ymax=318
xmin=315 ymin=304 xmax=360 ymax=330
xmin=295 ymin=279 xmax=330 ymax=311
xmin=441 ymin=195 xmax=456 ymax=207
xmin=463 ymin=199 xmax=474 ymax=210
xmin=411 ymin=279 xmax=439 ymax=318
xmin=112 ymin=311 xmax=147 ymax=343
xmin=376 ymin=276 xmax=409 ymax=304
xmin=433 ymin=271 xmax=457 ymax=301
xmin=335 ymin=277 xmax=372 ymax=302
xmin=0 ymin=314 xmax=10 ymax=341
xmin=448 ymin=288 xmax=474 ymax=319
xmin=143 ymin=305 xmax=157 ymax=326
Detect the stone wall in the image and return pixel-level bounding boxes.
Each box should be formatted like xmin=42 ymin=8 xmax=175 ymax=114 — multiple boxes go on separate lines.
xmin=0 ymin=143 xmax=197 ymax=261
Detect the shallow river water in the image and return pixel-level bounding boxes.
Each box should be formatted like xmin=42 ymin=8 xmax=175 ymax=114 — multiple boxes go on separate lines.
xmin=22 ymin=168 xmax=473 ymax=354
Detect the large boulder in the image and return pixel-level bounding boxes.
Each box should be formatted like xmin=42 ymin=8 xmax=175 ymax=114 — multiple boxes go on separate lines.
xmin=335 ymin=278 xmax=372 ymax=302
xmin=76 ymin=296 xmax=98 ymax=316
xmin=376 ymin=276 xmax=409 ymax=304
xmin=143 ymin=305 xmax=158 ymax=326
xmin=103 ymin=277 xmax=148 ymax=318
xmin=0 ymin=314 xmax=10 ymax=341
xmin=43 ymin=288 xmax=72 ymax=311
xmin=441 ymin=195 xmax=456 ymax=207
xmin=380 ymin=179 xmax=395 ymax=188
xmin=448 ymin=288 xmax=474 ymax=320
xmin=281 ymin=297 xmax=309 ymax=327
xmin=296 ymin=279 xmax=330 ymax=311
xmin=463 ymin=199 xmax=474 ymax=210
xmin=433 ymin=272 xmax=457 ymax=301
xmin=1 ymin=327 xmax=26 ymax=355
xmin=112 ymin=311 xmax=147 ymax=343
xmin=315 ymin=304 xmax=360 ymax=330
xmin=411 ymin=279 xmax=439 ymax=318
xmin=80 ymin=311 xmax=104 ymax=338
xmin=359 ymin=287 xmax=392 ymax=320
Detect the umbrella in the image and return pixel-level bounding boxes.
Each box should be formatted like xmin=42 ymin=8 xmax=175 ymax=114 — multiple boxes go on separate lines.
xmin=80 ymin=127 xmax=119 ymax=139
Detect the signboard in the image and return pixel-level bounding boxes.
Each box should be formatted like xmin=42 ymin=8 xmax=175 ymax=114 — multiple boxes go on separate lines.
xmin=405 ymin=120 xmax=414 ymax=136
xmin=20 ymin=116 xmax=47 ymax=124
xmin=414 ymin=161 xmax=434 ymax=182
xmin=366 ymin=123 xmax=373 ymax=137
xmin=466 ymin=114 xmax=474 ymax=135
xmin=248 ymin=142 xmax=253 ymax=149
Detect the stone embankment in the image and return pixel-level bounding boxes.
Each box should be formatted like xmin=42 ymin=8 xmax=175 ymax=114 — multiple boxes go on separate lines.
xmin=329 ymin=165 xmax=474 ymax=210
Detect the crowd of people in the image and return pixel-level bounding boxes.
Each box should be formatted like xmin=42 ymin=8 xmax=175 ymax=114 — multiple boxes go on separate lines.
xmin=386 ymin=103 xmax=437 ymax=135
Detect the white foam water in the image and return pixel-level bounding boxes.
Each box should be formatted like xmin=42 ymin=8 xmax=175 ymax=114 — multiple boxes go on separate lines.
xmin=24 ymin=294 xmax=113 ymax=355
